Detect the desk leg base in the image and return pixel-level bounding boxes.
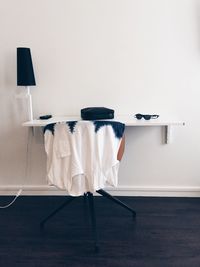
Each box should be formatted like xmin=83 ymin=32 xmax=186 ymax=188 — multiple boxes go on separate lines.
xmin=40 ymin=196 xmax=74 ymax=229
xmin=96 ymin=189 xmax=136 ymax=217
xmin=87 ymin=192 xmax=99 ymax=253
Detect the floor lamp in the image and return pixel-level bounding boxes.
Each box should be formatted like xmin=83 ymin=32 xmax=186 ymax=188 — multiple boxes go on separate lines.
xmin=17 ymin=47 xmax=36 ymax=121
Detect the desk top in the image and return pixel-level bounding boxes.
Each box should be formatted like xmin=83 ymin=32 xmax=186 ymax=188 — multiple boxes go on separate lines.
xmin=22 ymin=115 xmax=185 ymax=127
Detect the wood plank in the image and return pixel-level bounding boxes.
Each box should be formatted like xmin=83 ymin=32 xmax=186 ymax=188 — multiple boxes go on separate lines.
xmin=0 ymin=196 xmax=200 ymax=266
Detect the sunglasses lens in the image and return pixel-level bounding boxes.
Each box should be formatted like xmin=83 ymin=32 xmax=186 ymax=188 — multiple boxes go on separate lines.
xmin=144 ymin=115 xmax=151 ymax=120
xmin=135 ymin=114 xmax=142 ymax=120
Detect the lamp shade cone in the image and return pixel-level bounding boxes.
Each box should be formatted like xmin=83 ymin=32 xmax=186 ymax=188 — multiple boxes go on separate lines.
xmin=17 ymin=47 xmax=36 ymax=86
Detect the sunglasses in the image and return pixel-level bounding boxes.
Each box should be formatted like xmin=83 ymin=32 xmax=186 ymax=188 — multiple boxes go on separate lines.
xmin=134 ymin=113 xmax=159 ymax=120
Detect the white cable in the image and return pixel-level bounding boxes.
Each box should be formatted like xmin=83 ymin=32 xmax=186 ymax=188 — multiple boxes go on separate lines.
xmin=0 ymin=127 xmax=31 ymax=208
xmin=0 ymin=189 xmax=22 ymax=209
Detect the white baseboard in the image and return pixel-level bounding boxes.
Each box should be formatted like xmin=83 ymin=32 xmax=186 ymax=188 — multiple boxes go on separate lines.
xmin=0 ymin=185 xmax=200 ymax=197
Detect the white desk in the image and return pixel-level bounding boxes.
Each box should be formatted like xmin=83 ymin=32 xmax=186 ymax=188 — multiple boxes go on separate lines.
xmin=22 ymin=115 xmax=185 ymax=144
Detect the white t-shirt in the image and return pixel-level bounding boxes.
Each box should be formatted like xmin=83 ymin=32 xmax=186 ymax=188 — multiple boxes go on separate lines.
xmin=44 ymin=120 xmax=125 ymax=196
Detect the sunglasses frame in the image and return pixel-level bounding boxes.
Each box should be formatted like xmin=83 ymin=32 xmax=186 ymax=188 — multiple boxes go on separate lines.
xmin=134 ymin=113 xmax=159 ymax=120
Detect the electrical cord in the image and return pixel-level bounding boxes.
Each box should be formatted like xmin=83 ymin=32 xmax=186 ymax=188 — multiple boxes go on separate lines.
xmin=0 ymin=189 xmax=22 ymax=209
xmin=0 ymin=127 xmax=31 ymax=209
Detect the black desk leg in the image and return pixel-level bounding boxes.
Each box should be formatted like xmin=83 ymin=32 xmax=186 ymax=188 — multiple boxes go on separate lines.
xmin=87 ymin=192 xmax=99 ymax=253
xmin=40 ymin=196 xmax=74 ymax=229
xmin=97 ymin=189 xmax=136 ymax=217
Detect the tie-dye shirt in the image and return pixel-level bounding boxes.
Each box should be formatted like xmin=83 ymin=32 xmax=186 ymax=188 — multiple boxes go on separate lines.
xmin=44 ymin=120 xmax=125 ymax=196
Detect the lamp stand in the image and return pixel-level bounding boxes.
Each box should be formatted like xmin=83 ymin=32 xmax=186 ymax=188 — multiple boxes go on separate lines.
xmin=26 ymin=86 xmax=33 ymax=121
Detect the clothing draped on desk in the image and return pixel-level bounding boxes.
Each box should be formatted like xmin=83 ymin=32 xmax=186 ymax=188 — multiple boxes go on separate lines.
xmin=44 ymin=120 xmax=125 ymax=196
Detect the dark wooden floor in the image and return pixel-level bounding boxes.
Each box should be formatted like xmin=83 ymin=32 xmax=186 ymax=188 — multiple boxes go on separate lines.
xmin=0 ymin=196 xmax=200 ymax=267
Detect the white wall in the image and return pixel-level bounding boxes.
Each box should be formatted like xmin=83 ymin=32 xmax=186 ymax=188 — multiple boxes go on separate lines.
xmin=0 ymin=0 xmax=200 ymax=196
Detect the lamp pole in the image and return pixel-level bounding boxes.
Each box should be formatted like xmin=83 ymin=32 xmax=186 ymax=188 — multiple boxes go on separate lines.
xmin=26 ymin=86 xmax=33 ymax=121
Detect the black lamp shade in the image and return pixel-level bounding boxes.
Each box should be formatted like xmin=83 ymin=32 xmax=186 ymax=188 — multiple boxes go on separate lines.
xmin=17 ymin=47 xmax=36 ymax=86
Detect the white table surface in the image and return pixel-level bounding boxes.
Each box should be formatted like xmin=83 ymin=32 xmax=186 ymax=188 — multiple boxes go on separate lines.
xmin=22 ymin=115 xmax=185 ymax=127
xmin=22 ymin=115 xmax=185 ymax=144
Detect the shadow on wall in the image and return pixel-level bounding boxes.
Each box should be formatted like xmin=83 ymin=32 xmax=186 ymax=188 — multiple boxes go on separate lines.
xmin=195 ymin=0 xmax=200 ymax=53
xmin=1 ymin=50 xmax=20 ymax=123
xmin=0 ymin=49 xmax=32 ymax=183
xmin=1 ymin=49 xmax=30 ymax=123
